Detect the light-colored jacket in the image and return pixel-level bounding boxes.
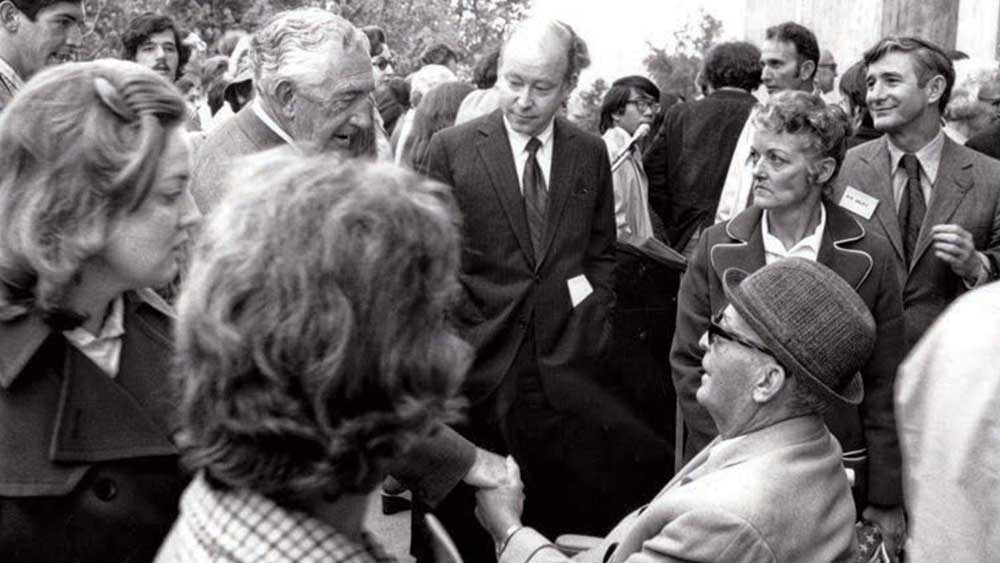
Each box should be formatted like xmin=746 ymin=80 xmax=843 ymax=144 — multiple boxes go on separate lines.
xmin=602 ymin=126 xmax=654 ymax=245
xmin=501 ymin=416 xmax=858 ymax=563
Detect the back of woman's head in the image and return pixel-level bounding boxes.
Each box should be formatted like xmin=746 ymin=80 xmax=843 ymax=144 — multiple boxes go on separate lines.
xmin=0 ymin=59 xmax=186 ymax=320
xmin=175 ymin=152 xmax=470 ymax=507
xmin=838 ymin=61 xmax=872 ymax=128
xmin=403 ymin=81 xmax=474 ymax=169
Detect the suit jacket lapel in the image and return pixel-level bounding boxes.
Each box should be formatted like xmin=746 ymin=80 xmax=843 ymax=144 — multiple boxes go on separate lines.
xmin=536 ymin=117 xmax=577 ymax=267
xmin=476 ymin=111 xmax=535 ymax=267
xmin=911 ymin=137 xmax=974 ymax=268
xmin=235 ymin=104 xmax=286 ymax=151
xmin=709 ymin=207 xmax=767 ymax=282
xmin=857 ymin=138 xmax=905 ymax=261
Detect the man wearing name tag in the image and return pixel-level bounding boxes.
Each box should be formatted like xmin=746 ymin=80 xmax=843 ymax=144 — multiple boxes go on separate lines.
xmin=834 ymin=36 xmax=1000 ymax=348
xmin=422 ymin=16 xmax=616 ymax=562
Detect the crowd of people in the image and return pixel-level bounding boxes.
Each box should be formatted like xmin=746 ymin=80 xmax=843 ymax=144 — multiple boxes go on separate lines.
xmin=0 ymin=1 xmax=998 ymax=562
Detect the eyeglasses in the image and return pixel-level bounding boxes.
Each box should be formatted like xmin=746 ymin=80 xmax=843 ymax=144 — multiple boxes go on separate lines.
xmin=372 ymin=57 xmax=394 ymax=71
xmin=626 ymin=99 xmax=660 ymax=113
xmin=707 ymin=312 xmax=774 ymax=357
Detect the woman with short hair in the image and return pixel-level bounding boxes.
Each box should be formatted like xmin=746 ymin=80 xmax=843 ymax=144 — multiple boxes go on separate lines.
xmin=671 ymin=91 xmax=907 ymax=540
xmin=0 ymin=59 xmax=200 ymax=562
xmin=157 ymin=153 xmax=471 ymax=562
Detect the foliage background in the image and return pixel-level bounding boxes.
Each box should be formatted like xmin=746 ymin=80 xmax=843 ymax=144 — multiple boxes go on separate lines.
xmin=80 ymin=0 xmax=527 ymax=76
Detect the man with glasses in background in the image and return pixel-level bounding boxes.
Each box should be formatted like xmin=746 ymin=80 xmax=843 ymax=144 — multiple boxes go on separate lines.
xmin=0 ymin=0 xmax=83 ymax=113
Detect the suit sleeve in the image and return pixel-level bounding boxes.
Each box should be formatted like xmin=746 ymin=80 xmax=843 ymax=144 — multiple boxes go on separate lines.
xmin=669 ymin=232 xmax=718 ymax=457
xmin=386 ymin=424 xmax=476 ymax=508
xmin=623 ymin=509 xmax=775 ymax=563
xmin=859 ymin=247 xmax=905 ymax=507
xmin=586 ymin=138 xmax=618 ymax=301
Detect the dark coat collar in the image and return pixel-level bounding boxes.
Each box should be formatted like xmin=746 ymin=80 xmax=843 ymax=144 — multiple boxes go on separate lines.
xmin=711 ymin=201 xmax=873 ymax=290
xmin=0 ymin=290 xmax=173 ymax=389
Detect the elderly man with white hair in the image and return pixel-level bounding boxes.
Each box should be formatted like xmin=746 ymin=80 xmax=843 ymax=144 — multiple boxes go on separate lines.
xmin=190 ymin=7 xmax=376 ymax=213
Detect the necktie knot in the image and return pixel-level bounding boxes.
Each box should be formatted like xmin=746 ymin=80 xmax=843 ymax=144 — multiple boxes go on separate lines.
xmin=901 ymin=153 xmax=921 ymax=181
xmin=526 ymin=136 xmax=542 ymax=156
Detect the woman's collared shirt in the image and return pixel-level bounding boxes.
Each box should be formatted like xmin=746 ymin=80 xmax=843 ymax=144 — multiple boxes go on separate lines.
xmin=156 ymin=473 xmax=397 ymax=563
xmin=761 ymin=204 xmax=827 ymax=264
xmin=61 ymin=296 xmax=125 ymax=377
xmin=603 ymin=126 xmax=655 ymax=244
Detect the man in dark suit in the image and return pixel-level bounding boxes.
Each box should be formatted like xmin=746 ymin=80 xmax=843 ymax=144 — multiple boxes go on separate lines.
xmin=422 ymin=17 xmax=616 ymax=562
xmin=834 ymin=36 xmax=1000 ymax=351
xmin=190 ymin=8 xmax=375 ymax=214
xmin=644 ymin=41 xmax=762 ymax=256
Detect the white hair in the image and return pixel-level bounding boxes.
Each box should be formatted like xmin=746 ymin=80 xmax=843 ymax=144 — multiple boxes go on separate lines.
xmin=946 ymin=58 xmax=1000 ymax=120
xmin=251 ymin=8 xmax=369 ymax=103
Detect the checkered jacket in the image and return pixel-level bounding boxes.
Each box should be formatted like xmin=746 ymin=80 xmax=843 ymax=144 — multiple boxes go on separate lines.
xmin=155 ymin=473 xmax=397 ymax=563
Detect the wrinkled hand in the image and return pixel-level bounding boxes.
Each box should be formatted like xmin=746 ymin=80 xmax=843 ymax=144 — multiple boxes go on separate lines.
xmin=863 ymin=505 xmax=906 ymax=563
xmin=462 ymin=447 xmax=511 ymax=489
xmin=475 ymin=456 xmax=524 ymax=542
xmin=932 ymin=224 xmax=983 ymax=281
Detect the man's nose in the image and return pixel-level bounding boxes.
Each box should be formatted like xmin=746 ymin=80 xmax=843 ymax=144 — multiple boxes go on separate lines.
xmin=350 ymin=98 xmax=374 ymax=130
xmin=698 ymin=331 xmax=710 ymax=352
xmin=65 ymin=22 xmax=83 ymax=47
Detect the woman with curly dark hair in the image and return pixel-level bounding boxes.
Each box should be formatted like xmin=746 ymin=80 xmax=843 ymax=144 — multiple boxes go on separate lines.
xmin=157 ymin=153 xmax=472 ymax=562
xmin=0 ymin=59 xmax=200 ymax=562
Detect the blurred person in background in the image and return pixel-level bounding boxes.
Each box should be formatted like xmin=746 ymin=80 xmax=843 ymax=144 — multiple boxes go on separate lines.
xmin=374 ymin=75 xmax=410 ymax=136
xmin=157 ymin=153 xmax=470 ymax=563
xmin=817 ymin=48 xmax=839 ymax=104
xmin=942 ymin=58 xmax=999 ymax=143
xmin=403 ymin=80 xmax=473 ymax=170
xmin=392 ymin=63 xmax=456 ymax=164
xmin=455 ymin=46 xmax=500 ymax=125
xmin=420 ymin=40 xmax=459 ymax=72
xmin=838 ymin=60 xmax=881 ymax=149
xmin=0 ymin=0 xmax=84 ymax=112
xmin=599 ymin=75 xmax=660 ymax=245
xmin=0 ymin=59 xmax=200 ymax=562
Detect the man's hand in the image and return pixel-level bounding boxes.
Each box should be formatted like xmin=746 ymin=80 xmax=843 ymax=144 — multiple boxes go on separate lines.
xmin=475 ymin=456 xmax=524 ymax=543
xmin=462 ymin=447 xmax=511 ymax=489
xmin=863 ymin=504 xmax=906 ymax=562
xmin=932 ymin=224 xmax=984 ymax=281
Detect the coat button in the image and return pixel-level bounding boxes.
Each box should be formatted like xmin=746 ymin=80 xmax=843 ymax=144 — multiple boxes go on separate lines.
xmin=93 ymin=478 xmax=118 ymax=502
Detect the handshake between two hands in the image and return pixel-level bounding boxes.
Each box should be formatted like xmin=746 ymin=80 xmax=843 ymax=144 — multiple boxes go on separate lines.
xmin=464 ymin=448 xmax=526 ymax=544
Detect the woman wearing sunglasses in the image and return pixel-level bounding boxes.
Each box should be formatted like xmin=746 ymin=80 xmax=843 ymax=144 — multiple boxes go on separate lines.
xmin=670 ymin=91 xmax=908 ymax=559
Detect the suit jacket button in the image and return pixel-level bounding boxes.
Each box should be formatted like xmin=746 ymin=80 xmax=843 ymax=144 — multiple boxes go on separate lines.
xmin=93 ymin=477 xmax=118 ymax=502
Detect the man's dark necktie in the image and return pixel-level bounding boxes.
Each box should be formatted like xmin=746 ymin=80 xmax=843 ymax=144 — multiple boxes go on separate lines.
xmin=523 ymin=137 xmax=547 ymax=262
xmin=898 ymin=153 xmax=926 ymax=266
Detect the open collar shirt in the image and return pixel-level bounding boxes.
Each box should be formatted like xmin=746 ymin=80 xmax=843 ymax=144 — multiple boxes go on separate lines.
xmin=761 ymin=204 xmax=827 ymax=264
xmin=61 ymin=295 xmax=125 ymax=377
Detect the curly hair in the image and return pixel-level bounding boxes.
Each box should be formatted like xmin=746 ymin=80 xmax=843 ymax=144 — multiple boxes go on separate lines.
xmin=121 ymin=13 xmax=192 ymax=81
xmin=704 ymin=41 xmax=763 ymax=92
xmin=419 ymin=42 xmax=459 ymax=67
xmin=753 ymin=90 xmax=851 ymax=189
xmin=402 ymin=81 xmax=474 ymax=169
xmin=863 ymin=36 xmax=955 ymax=114
xmin=174 ymin=153 xmax=471 ymax=508
xmin=0 ymin=60 xmax=186 ymax=322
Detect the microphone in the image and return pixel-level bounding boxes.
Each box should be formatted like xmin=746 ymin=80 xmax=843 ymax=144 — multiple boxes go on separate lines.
xmin=611 ymin=123 xmax=651 ymax=171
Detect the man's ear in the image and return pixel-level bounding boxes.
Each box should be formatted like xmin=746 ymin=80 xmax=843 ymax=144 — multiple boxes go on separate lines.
xmin=925 ymin=74 xmax=947 ymax=107
xmin=274 ymin=80 xmax=296 ymax=118
xmin=0 ymin=1 xmax=21 ymax=33
xmin=799 ymin=59 xmax=816 ymax=82
xmin=751 ymin=363 xmax=787 ymax=403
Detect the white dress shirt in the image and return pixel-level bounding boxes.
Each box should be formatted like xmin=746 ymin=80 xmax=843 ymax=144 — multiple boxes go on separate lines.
xmin=504 ymin=116 xmax=554 ymax=193
xmin=62 ymin=296 xmax=125 ymax=377
xmin=761 ymin=205 xmax=826 ymax=265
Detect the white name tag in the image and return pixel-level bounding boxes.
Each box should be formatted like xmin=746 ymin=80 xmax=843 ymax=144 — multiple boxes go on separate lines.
xmin=838 ymin=186 xmax=879 ymax=220
xmin=567 ymin=274 xmax=593 ymax=308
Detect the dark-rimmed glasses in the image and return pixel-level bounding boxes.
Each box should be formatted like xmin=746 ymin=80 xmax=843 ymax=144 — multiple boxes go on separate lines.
xmin=626 ymin=99 xmax=660 ymax=114
xmin=707 ymin=312 xmax=774 ymax=357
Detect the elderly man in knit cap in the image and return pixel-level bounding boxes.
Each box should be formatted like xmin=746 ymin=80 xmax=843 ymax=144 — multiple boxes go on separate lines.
xmin=477 ymin=258 xmax=867 ymax=563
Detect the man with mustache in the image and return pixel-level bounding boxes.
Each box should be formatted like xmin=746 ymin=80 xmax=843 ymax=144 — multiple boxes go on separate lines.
xmin=121 ymin=13 xmax=189 ymax=84
xmin=190 ymin=8 xmax=377 ymax=214
xmin=0 ymin=0 xmax=83 ymax=113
